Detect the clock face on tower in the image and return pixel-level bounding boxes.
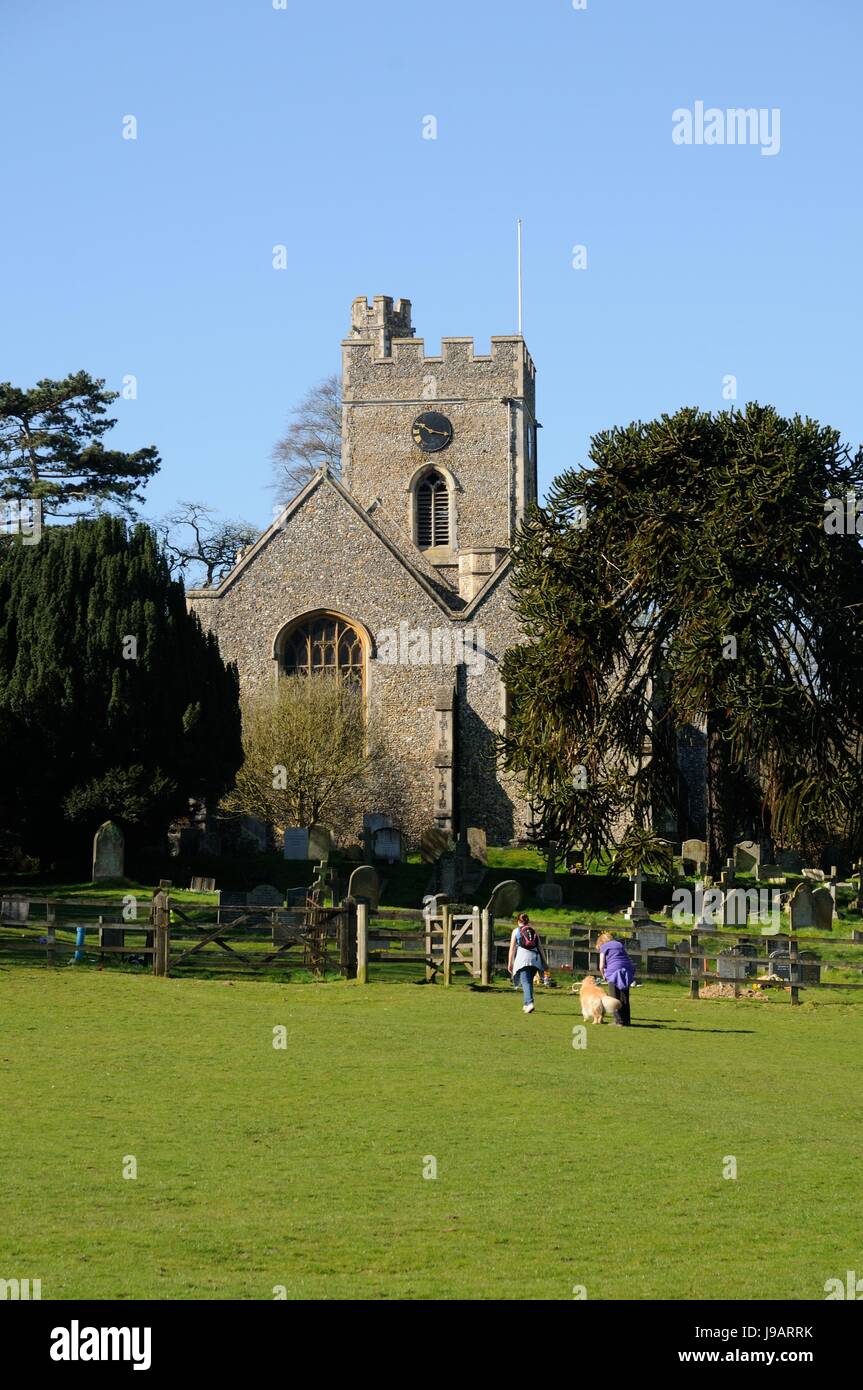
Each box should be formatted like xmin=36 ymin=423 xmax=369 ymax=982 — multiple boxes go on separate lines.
xmin=411 ymin=411 xmax=453 ymax=453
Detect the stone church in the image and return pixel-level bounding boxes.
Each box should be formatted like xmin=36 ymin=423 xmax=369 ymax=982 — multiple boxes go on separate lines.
xmin=187 ymin=295 xmax=539 ymax=847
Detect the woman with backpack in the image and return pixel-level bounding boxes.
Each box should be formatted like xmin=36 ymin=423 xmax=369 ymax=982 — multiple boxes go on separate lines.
xmin=507 ymin=913 xmax=547 ymax=1014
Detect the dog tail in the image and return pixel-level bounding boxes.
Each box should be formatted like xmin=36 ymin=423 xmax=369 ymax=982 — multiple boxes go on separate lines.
xmin=601 ymin=995 xmax=621 ymax=1015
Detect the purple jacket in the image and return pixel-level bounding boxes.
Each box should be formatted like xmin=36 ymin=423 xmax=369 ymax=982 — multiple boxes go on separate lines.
xmin=600 ymin=938 xmax=635 ymax=989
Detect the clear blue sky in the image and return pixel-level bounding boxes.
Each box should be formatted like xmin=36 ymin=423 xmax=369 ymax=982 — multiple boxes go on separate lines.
xmin=2 ymin=0 xmax=861 ymax=531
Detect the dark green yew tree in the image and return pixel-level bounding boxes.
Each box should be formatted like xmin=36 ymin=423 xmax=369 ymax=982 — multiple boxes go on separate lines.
xmin=0 ymin=516 xmax=242 ymax=865
xmin=500 ymin=404 xmax=863 ymax=874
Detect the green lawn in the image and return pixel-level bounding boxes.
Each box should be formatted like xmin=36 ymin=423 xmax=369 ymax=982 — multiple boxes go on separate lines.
xmin=1 ymin=965 xmax=861 ymax=1300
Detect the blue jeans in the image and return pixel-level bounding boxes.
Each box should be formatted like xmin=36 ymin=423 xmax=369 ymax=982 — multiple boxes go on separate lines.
xmin=514 ymin=966 xmax=537 ymax=1005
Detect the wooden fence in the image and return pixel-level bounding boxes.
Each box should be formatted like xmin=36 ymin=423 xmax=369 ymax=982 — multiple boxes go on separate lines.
xmin=3 ymin=893 xmax=862 ymax=1001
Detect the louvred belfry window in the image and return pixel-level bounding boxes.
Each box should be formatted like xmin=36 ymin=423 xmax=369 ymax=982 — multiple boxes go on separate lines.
xmin=416 ymin=470 xmax=449 ymax=549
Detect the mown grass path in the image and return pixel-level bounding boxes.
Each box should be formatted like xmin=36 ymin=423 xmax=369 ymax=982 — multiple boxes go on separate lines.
xmin=1 ymin=967 xmax=860 ymax=1299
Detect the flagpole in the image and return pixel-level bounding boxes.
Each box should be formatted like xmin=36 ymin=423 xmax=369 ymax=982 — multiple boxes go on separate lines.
xmin=516 ymin=218 xmax=523 ymax=335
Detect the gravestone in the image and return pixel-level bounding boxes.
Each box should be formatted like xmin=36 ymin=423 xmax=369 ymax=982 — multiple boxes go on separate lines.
xmin=788 ymin=881 xmax=816 ymax=929
xmin=777 ymin=848 xmax=802 ymax=873
xmin=248 ymin=884 xmax=284 ymax=907
xmin=420 ymin=826 xmax=452 ymax=863
xmin=190 ymin=876 xmax=216 ymax=893
xmin=811 ymin=885 xmax=834 ymax=931
xmin=238 ymin=815 xmax=268 ymax=851
xmin=92 ymin=820 xmax=125 ymax=881
xmin=372 ymin=826 xmax=403 ymax=863
xmin=282 ymin=827 xmax=309 ymax=860
xmin=348 ymin=864 xmax=380 ymax=910
xmin=422 ymin=892 xmax=450 ymax=921
xmin=756 ymin=864 xmax=785 ymax=883
xmin=536 ymin=882 xmax=563 ymax=907
xmin=717 ymin=949 xmax=748 ymax=982
xmin=0 ymin=894 xmax=30 ymax=924
xmin=220 ymin=890 xmax=248 ymax=907
xmin=637 ymin=925 xmax=668 ymax=951
xmin=802 ymin=868 xmax=825 ymax=881
xmin=308 ymin=825 xmax=332 ymax=862
xmin=734 ymin=841 xmax=760 ymax=873
xmin=624 ymin=868 xmax=650 ymax=925
xmin=485 ymin=880 xmax=522 ymax=919
xmin=681 ymin=839 xmax=707 ymax=871
xmin=466 ymin=827 xmax=488 ymax=866
xmin=544 ymin=942 xmax=575 ymax=971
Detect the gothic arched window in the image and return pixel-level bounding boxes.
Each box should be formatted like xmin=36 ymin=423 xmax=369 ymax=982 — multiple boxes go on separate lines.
xmin=415 ymin=470 xmax=450 ymax=549
xmin=280 ymin=613 xmax=365 ymax=691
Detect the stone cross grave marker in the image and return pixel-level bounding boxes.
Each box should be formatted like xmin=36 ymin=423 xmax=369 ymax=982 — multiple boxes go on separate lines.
xmin=624 ymin=868 xmax=650 ymax=925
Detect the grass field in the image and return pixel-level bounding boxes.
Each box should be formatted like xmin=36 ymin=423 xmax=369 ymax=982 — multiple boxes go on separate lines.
xmin=2 ymin=965 xmax=861 ymax=1300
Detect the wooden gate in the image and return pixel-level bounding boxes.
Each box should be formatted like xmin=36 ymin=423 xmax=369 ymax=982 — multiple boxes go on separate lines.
xmin=424 ymin=903 xmax=481 ymax=983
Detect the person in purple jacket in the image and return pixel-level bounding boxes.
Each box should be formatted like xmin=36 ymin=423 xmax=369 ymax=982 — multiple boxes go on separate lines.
xmin=596 ymin=931 xmax=636 ymax=1026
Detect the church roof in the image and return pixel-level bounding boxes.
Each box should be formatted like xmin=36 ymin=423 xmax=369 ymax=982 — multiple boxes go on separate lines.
xmin=185 ymin=468 xmax=510 ymax=620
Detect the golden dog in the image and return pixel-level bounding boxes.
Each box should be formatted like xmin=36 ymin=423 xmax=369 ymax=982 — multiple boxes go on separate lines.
xmin=575 ymin=974 xmax=622 ymax=1024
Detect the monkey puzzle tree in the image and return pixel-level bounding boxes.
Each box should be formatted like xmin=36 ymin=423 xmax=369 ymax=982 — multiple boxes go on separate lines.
xmin=500 ymin=404 xmax=863 ymax=875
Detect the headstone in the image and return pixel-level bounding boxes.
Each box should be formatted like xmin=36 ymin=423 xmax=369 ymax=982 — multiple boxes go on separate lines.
xmin=811 ymin=885 xmax=834 ymax=931
xmin=420 ymin=827 xmax=452 ymax=863
xmin=220 ymin=890 xmax=248 ymax=907
xmin=802 ymin=868 xmax=824 ymax=881
xmin=717 ymin=949 xmax=748 ymax=982
xmin=787 ymin=881 xmax=816 ymax=929
xmin=624 ymin=868 xmax=650 ymax=925
xmin=238 ymin=815 xmax=268 ymax=851
xmin=0 ymin=894 xmax=30 ymax=924
xmin=485 ymin=879 xmax=522 ymax=919
xmin=777 ymin=848 xmax=802 ymax=873
xmin=282 ymin=827 xmax=310 ymax=860
xmin=734 ymin=840 xmax=760 ymax=873
xmin=372 ymin=826 xmax=403 ymax=863
xmin=637 ymin=925 xmax=668 ymax=951
xmin=681 ymin=838 xmax=707 ymax=871
xmin=247 ymin=884 xmax=284 ymax=907
xmin=422 ymin=892 xmax=450 ymax=921
xmin=536 ymin=882 xmax=563 ymax=907
xmin=348 ymin=864 xmax=380 ymax=910
xmin=756 ymin=864 xmax=785 ymax=883
xmin=466 ymin=827 xmax=488 ymax=866
xmin=92 ymin=820 xmax=125 ymax=881
xmin=544 ymin=942 xmax=575 ymax=971
xmin=308 ymin=825 xmax=332 ymax=862
xmin=363 ymin=813 xmax=392 ymax=835
xmin=190 ymin=876 xmax=216 ymax=893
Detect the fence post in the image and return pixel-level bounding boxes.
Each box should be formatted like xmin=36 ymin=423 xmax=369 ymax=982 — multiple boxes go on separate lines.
xmin=471 ymin=906 xmax=481 ymax=977
xmin=340 ymin=899 xmax=358 ymax=978
xmin=442 ymin=903 xmax=453 ymax=987
xmin=356 ymin=900 xmax=368 ymax=985
xmin=46 ymin=903 xmax=55 ymax=969
xmin=789 ymin=934 xmax=800 ymax=1006
xmin=152 ymin=890 xmax=170 ymax=977
xmin=689 ymin=931 xmax=699 ymax=999
xmin=480 ymin=909 xmax=491 ymax=986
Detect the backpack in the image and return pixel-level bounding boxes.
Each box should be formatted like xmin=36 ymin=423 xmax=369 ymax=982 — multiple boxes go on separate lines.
xmin=518 ymin=925 xmax=538 ymax=951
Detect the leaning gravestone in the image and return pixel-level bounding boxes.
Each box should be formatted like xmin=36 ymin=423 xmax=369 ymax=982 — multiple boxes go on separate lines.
xmin=788 ymin=881 xmax=816 ymax=929
xmin=466 ymin=827 xmax=488 ymax=866
xmin=420 ymin=827 xmax=452 ymax=863
xmin=536 ymin=881 xmax=563 ymax=907
xmin=348 ymin=864 xmax=380 ymax=910
xmin=282 ymin=827 xmax=309 ymax=860
xmin=811 ymin=885 xmax=834 ymax=931
xmin=92 ymin=820 xmax=125 ymax=881
xmin=734 ymin=840 xmax=761 ymax=873
xmin=485 ymin=879 xmax=522 ymax=919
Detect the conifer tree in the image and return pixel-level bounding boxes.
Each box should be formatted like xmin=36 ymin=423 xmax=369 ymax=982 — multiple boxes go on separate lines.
xmin=0 ymin=516 xmax=242 ymax=865
xmin=500 ymin=404 xmax=863 ymax=873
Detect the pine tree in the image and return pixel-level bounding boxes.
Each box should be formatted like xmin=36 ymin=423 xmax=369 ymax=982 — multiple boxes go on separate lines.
xmin=500 ymin=404 xmax=863 ymax=874
xmin=0 ymin=516 xmax=242 ymax=866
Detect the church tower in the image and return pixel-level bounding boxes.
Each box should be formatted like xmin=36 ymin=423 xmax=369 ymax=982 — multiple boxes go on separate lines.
xmin=341 ymin=296 xmax=538 ymax=595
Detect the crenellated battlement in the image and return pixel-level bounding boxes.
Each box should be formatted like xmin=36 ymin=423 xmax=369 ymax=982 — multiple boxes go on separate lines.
xmin=349 ymin=296 xmax=414 ymax=357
